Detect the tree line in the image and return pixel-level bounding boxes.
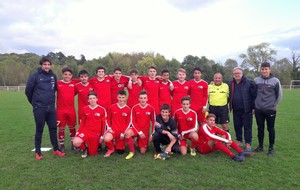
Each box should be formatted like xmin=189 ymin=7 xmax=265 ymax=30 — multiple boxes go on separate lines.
xmin=0 ymin=42 xmax=299 ymax=86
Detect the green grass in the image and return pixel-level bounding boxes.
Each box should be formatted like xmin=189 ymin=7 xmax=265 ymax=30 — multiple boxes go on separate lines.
xmin=0 ymin=90 xmax=300 ymax=190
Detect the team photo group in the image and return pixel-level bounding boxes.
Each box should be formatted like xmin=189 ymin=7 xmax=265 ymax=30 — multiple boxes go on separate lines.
xmin=25 ymin=56 xmax=282 ymax=162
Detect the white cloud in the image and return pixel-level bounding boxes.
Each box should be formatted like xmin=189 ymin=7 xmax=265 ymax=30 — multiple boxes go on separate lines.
xmin=0 ymin=0 xmax=300 ymax=62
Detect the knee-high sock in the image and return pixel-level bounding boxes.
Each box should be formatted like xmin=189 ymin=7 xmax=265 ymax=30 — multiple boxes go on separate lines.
xmin=213 ymin=141 xmax=235 ymax=158
xmin=69 ymin=126 xmax=76 ymax=143
xmin=125 ymin=138 xmax=135 ymax=153
xmin=230 ymin=141 xmax=243 ymax=153
xmin=191 ymin=139 xmax=197 ymax=149
xmin=58 ymin=127 xmax=65 ymax=146
xmin=105 ymin=140 xmax=115 ymax=151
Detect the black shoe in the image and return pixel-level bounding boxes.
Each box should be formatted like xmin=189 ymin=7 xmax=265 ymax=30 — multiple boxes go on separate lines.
xmin=267 ymin=148 xmax=274 ymax=156
xmin=81 ymin=149 xmax=88 ymax=158
xmin=97 ymin=146 xmax=102 ymax=153
xmin=254 ymin=146 xmax=263 ymax=152
xmin=71 ymin=146 xmax=80 ymax=152
xmin=232 ymin=155 xmax=245 ymax=162
xmin=60 ymin=145 xmax=65 ymax=153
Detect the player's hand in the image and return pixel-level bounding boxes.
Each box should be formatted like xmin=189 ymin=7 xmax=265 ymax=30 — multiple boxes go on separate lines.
xmin=178 ymin=135 xmax=183 ymax=140
xmin=99 ymin=136 xmax=104 ymax=143
xmin=226 ymin=140 xmax=232 ymax=146
xmin=149 ymin=135 xmax=153 ymax=142
xmin=202 ymin=107 xmax=206 ymax=113
xmin=120 ymin=133 xmax=125 ymax=140
xmin=139 ymin=132 xmax=146 ymax=139
xmin=168 ymin=134 xmax=175 ymax=141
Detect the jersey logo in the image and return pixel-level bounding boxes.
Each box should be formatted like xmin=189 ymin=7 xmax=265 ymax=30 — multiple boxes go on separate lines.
xmin=89 ymin=88 xmax=93 ymax=91
xmin=95 ymin=113 xmax=100 ymax=116
xmin=69 ymin=84 xmax=74 ymax=87
xmin=198 ymin=86 xmax=203 ymax=89
xmin=145 ymin=112 xmax=151 ymax=115
xmin=118 ymin=84 xmax=124 ymax=88
xmin=105 ymin=80 xmax=110 ymax=82
xmin=184 ymin=86 xmax=189 ymax=89
xmin=122 ymin=113 xmax=128 ymax=116
xmin=187 ymin=117 xmax=193 ymax=121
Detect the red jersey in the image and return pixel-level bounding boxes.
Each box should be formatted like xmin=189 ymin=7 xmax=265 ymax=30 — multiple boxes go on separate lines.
xmin=107 ymin=103 xmax=131 ymax=134
xmin=174 ymin=108 xmax=198 ymax=136
xmin=189 ymin=79 xmax=208 ymax=112
xmin=78 ymin=105 xmax=107 ymax=136
xmin=197 ymin=123 xmax=231 ymax=145
xmin=171 ymin=80 xmax=190 ymax=113
xmin=110 ymin=76 xmax=129 ymax=104
xmin=89 ymin=76 xmax=112 ymax=110
xmin=127 ymin=81 xmax=143 ymax=108
xmin=159 ymin=80 xmax=172 ymax=107
xmin=139 ymin=76 xmax=160 ymax=113
xmin=75 ymin=82 xmax=94 ymax=120
xmin=131 ymin=103 xmax=155 ymax=133
xmin=56 ymin=80 xmax=76 ymax=113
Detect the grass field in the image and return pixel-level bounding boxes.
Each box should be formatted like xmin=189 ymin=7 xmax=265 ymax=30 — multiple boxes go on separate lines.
xmin=0 ymin=90 xmax=300 ymax=190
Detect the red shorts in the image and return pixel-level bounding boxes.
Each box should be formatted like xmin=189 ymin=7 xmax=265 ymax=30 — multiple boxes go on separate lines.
xmin=131 ymin=127 xmax=149 ymax=149
xmin=106 ymin=130 xmax=125 ymax=150
xmin=57 ymin=110 xmax=76 ymax=127
xmin=76 ymin=131 xmax=100 ymax=156
xmin=196 ymin=142 xmax=213 ymax=154
xmin=179 ymin=133 xmax=193 ymax=147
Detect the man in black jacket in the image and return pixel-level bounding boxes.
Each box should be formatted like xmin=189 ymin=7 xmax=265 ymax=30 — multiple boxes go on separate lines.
xmin=25 ymin=57 xmax=65 ymax=160
xmin=229 ymin=67 xmax=256 ymax=152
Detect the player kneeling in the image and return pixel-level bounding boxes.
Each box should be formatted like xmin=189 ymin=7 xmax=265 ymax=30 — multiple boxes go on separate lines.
xmin=103 ymin=90 xmax=131 ymax=157
xmin=153 ymin=104 xmax=180 ymax=160
xmin=196 ymin=114 xmax=254 ymax=162
xmin=73 ymin=92 xmax=107 ymax=158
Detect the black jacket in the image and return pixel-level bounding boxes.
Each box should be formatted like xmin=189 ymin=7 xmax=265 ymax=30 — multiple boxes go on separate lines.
xmin=25 ymin=68 xmax=57 ymax=107
xmin=229 ymin=76 xmax=256 ymax=113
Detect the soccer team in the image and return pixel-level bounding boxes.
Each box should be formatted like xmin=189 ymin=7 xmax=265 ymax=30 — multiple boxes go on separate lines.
xmin=25 ymin=57 xmax=282 ymax=161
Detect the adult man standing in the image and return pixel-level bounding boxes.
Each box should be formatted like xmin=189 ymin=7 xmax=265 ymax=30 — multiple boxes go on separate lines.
xmin=208 ymin=72 xmax=229 ymax=132
xmin=25 ymin=57 xmax=65 ymax=160
xmin=229 ymin=68 xmax=256 ymax=151
xmin=254 ymin=62 xmax=282 ymax=156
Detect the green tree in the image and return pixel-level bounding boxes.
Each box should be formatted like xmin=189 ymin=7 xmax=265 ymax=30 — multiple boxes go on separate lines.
xmin=239 ymin=42 xmax=277 ymax=74
xmin=290 ymin=50 xmax=300 ymax=80
xmin=271 ymin=58 xmax=292 ymax=84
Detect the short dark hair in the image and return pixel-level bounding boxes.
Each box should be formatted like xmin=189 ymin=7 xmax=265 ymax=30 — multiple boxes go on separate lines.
xmin=78 ymin=69 xmax=89 ymax=77
xmin=261 ymin=62 xmax=270 ymax=68
xmin=39 ymin=56 xmax=52 ymax=65
xmin=62 ymin=67 xmax=73 ymax=74
xmin=193 ymin=67 xmax=202 ymax=73
xmin=160 ymin=104 xmax=171 ymax=112
xmin=118 ymin=90 xmax=127 ymax=96
xmin=181 ymin=96 xmax=191 ymax=103
xmin=88 ymin=91 xmax=97 ymax=98
xmin=148 ymin=66 xmax=157 ymax=71
xmin=96 ymin=66 xmax=106 ymax=73
xmin=161 ymin=68 xmax=170 ymax=75
xmin=139 ymin=90 xmax=147 ymax=96
xmin=114 ymin=67 xmax=122 ymax=73
xmin=130 ymin=69 xmax=139 ymax=75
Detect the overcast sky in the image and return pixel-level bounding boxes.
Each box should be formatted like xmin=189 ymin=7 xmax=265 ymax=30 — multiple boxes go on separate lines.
xmin=0 ymin=0 xmax=299 ymax=63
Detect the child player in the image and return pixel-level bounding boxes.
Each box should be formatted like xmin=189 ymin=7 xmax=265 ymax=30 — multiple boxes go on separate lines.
xmin=56 ymin=68 xmax=77 ymax=152
xmin=73 ymin=92 xmax=107 ymax=158
xmin=75 ymin=70 xmax=93 ymax=123
xmin=124 ymin=90 xmax=155 ymax=160
xmin=159 ymin=69 xmax=173 ymax=108
xmin=174 ymin=96 xmax=198 ymax=156
xmin=103 ymin=90 xmax=131 ymax=157
xmin=196 ymin=114 xmax=254 ymax=162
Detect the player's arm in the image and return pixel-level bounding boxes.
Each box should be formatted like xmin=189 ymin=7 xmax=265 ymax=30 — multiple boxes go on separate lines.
xmin=202 ymin=124 xmax=229 ymax=143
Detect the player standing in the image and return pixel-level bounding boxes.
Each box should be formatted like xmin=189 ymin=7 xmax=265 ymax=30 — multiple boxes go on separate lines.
xmin=159 ymin=69 xmax=173 ymax=108
xmin=110 ymin=67 xmax=129 ymax=104
xmin=56 ymin=68 xmax=77 ymax=152
xmin=127 ymin=69 xmax=143 ymax=108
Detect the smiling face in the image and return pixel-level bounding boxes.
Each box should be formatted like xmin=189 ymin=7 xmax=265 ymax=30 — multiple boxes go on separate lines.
xmin=260 ymin=67 xmax=271 ymax=78
xmin=62 ymin=71 xmax=73 ymax=82
xmin=117 ymin=94 xmax=126 ymax=106
xmin=160 ymin=109 xmax=170 ymax=121
xmin=232 ymin=68 xmax=243 ymax=82
xmin=213 ymin=73 xmax=223 ymax=86
xmin=193 ymin=70 xmax=202 ymax=81
xmin=139 ymin=94 xmax=148 ymax=106
xmin=206 ymin=116 xmax=216 ymax=127
xmin=114 ymin=70 xmax=122 ymax=81
xmin=41 ymin=61 xmax=51 ymax=73
xmin=177 ymin=71 xmax=186 ymax=82
xmin=97 ymin=69 xmax=105 ymax=79
xmin=181 ymin=99 xmax=190 ymax=112
xmin=148 ymin=68 xmax=157 ymax=78
xmin=88 ymin=94 xmax=98 ymax=107
xmin=80 ymin=74 xmax=89 ymax=84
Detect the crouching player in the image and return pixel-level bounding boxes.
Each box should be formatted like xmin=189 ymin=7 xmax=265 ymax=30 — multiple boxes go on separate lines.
xmin=124 ymin=90 xmax=155 ymax=160
xmin=174 ymin=96 xmax=199 ymax=156
xmin=73 ymin=92 xmax=107 ymax=158
xmin=196 ymin=114 xmax=254 ymax=162
xmin=103 ymin=90 xmax=131 ymax=157
xmin=153 ymin=104 xmax=179 ymax=160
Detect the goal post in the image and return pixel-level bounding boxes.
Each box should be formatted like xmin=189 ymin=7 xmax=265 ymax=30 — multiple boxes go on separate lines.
xmin=289 ymin=80 xmax=300 ymax=90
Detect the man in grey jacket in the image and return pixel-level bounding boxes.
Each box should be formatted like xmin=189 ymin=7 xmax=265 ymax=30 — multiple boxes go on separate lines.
xmin=254 ymin=62 xmax=282 ymax=156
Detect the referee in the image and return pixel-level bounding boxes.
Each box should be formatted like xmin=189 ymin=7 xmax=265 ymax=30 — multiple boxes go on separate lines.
xmin=208 ymin=72 xmax=229 ymax=132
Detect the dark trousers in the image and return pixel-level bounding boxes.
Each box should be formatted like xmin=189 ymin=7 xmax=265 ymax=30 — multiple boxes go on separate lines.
xmin=152 ymin=132 xmax=179 ymax=153
xmin=255 ymin=109 xmax=276 ymax=148
xmin=33 ymin=105 xmax=59 ymax=153
xmin=233 ymin=110 xmax=253 ymax=144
